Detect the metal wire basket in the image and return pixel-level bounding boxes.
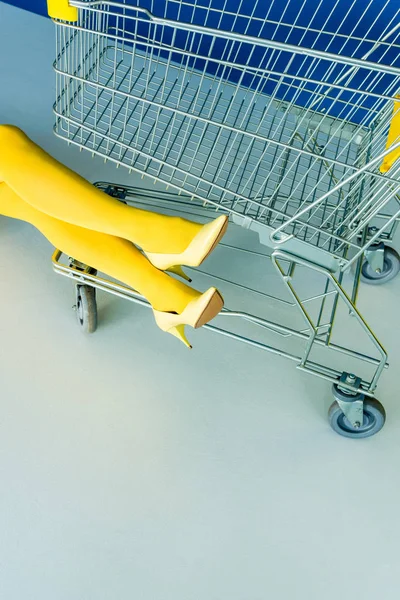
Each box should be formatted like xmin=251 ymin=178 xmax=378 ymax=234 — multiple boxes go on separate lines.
xmin=52 ymin=0 xmax=400 ymax=271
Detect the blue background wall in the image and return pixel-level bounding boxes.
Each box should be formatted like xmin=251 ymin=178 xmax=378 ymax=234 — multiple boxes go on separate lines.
xmin=2 ymin=0 xmax=48 ymax=17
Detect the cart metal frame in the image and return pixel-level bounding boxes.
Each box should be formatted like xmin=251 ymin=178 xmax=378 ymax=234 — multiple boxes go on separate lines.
xmin=48 ymin=0 xmax=400 ymax=436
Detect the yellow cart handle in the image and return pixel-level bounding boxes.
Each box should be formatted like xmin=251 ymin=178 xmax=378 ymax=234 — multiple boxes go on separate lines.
xmin=47 ymin=0 xmax=78 ymax=21
xmin=380 ymin=97 xmax=400 ymax=173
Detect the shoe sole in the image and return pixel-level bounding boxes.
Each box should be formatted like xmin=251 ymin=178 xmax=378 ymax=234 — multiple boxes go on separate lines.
xmin=194 ymin=289 xmax=224 ymax=328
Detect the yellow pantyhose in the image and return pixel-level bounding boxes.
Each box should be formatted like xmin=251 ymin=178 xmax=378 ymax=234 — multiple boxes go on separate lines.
xmin=0 ymin=183 xmax=199 ymax=313
xmin=0 ymin=125 xmax=202 ymax=254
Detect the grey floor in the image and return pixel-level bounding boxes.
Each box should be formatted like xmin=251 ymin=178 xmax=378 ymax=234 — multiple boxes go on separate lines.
xmin=1 ymin=4 xmax=400 ymax=600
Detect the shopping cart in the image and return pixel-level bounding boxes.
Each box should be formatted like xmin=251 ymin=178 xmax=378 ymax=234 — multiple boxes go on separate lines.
xmin=48 ymin=0 xmax=400 ymax=437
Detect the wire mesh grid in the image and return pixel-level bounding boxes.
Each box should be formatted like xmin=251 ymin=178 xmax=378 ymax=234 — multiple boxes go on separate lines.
xmin=53 ymin=0 xmax=400 ymax=257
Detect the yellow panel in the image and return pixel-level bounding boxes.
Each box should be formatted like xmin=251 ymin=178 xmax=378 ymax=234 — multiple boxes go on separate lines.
xmin=47 ymin=0 xmax=78 ymax=21
xmin=380 ymin=97 xmax=400 ymax=173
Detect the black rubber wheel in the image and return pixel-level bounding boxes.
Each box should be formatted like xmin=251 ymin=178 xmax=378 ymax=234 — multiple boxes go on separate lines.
xmin=76 ymin=285 xmax=98 ymax=333
xmin=328 ymin=398 xmax=386 ymax=438
xmin=361 ymin=246 xmax=400 ymax=285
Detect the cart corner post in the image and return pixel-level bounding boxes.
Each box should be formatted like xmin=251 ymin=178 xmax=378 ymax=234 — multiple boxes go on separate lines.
xmin=47 ymin=0 xmax=78 ymax=21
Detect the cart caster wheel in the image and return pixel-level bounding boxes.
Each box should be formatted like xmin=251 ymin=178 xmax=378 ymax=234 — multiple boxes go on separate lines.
xmin=328 ymin=398 xmax=386 ymax=438
xmin=361 ymin=246 xmax=400 ymax=285
xmin=76 ymin=285 xmax=97 ymax=333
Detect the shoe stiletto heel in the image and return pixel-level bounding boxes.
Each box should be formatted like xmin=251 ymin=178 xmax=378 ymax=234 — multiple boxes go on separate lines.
xmin=167 ymin=324 xmax=192 ymax=349
xmin=166 ymin=265 xmax=192 ymax=282
xmin=153 ymin=287 xmax=224 ymax=348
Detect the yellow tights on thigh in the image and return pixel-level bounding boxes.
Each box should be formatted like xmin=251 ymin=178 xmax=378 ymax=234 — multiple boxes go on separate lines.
xmin=0 ymin=125 xmax=202 ymax=254
xmin=0 ymin=183 xmax=199 ymax=314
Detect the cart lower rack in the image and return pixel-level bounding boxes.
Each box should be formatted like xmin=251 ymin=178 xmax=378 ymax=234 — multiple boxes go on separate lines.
xmin=52 ymin=184 xmax=389 ymax=438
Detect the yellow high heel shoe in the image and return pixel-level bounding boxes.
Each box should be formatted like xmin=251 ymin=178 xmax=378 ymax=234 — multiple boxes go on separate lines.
xmin=146 ymin=215 xmax=228 ymax=275
xmin=153 ymin=287 xmax=224 ymax=348
xmin=166 ymin=265 xmax=192 ymax=282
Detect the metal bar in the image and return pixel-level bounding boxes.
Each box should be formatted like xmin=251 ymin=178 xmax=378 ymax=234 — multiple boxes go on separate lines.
xmin=52 ymin=249 xmax=385 ymax=370
xmin=272 ymin=249 xmax=388 ymax=391
xmin=68 ymin=2 xmax=400 ymax=77
xmin=52 ymin=72 xmax=400 ymax=196
xmin=53 ymin=21 xmax=400 ymax=104
xmin=270 ymin=140 xmax=400 ymax=245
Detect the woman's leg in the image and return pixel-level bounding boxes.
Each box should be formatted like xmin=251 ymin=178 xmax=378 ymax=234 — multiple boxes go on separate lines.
xmin=0 ymin=125 xmax=203 ymax=253
xmin=0 ymin=183 xmax=199 ymax=313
